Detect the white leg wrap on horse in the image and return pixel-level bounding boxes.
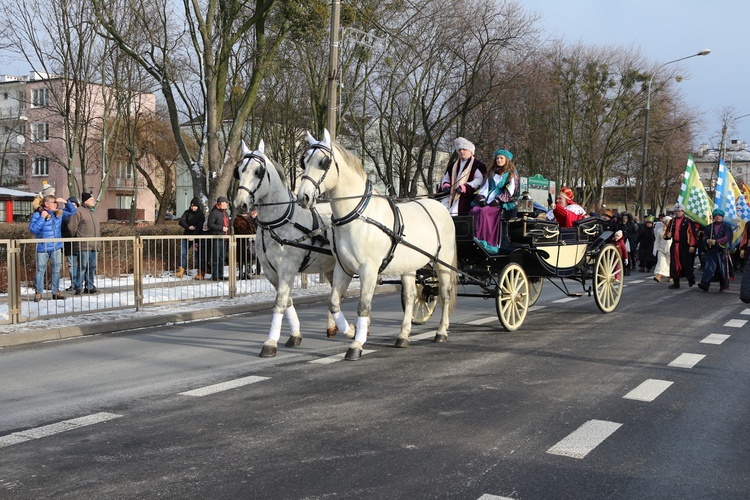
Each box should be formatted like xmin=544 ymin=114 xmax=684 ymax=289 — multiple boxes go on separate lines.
xmin=268 ymin=312 xmax=283 ymax=342
xmin=355 ymin=316 xmax=368 ymax=345
xmin=285 ymin=306 xmax=300 ymax=334
xmin=333 ymin=311 xmax=349 ymax=333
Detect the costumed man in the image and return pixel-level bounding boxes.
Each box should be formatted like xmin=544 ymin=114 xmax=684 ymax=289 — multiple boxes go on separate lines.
xmin=637 ymin=216 xmax=657 ymax=272
xmin=613 ymin=230 xmax=629 ymax=279
xmin=439 ymin=137 xmax=487 ymax=215
xmin=739 ymin=221 xmax=750 ymax=302
xmin=698 ymin=208 xmax=733 ymax=292
xmin=664 ymin=202 xmax=697 ymax=289
xmin=547 ymin=187 xmax=586 ymax=227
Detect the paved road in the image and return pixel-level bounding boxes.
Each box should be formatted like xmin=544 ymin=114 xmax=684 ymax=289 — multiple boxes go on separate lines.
xmin=1 ymin=275 xmax=749 ymax=499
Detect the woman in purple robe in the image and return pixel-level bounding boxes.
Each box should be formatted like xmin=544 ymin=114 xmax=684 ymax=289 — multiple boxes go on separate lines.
xmin=470 ymin=149 xmax=518 ymax=253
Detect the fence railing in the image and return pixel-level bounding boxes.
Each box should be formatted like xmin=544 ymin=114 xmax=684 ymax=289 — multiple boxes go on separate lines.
xmin=0 ymin=234 xmax=321 ymax=326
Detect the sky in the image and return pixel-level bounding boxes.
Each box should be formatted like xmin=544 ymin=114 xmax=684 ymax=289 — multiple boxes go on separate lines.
xmin=520 ymin=0 xmax=750 ymax=150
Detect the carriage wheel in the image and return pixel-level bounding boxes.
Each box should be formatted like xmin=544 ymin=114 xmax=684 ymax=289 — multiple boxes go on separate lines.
xmin=495 ymin=262 xmax=529 ymax=331
xmin=593 ymin=244 xmax=623 ymax=313
xmin=528 ymin=277 xmax=544 ymax=307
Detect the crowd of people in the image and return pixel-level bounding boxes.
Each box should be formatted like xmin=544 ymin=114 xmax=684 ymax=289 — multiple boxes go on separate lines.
xmin=28 ymin=184 xmax=261 ymax=300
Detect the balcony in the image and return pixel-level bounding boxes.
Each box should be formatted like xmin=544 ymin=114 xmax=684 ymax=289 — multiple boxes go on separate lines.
xmin=0 ymin=106 xmax=26 ymax=120
xmin=108 ymin=208 xmax=145 ymax=221
xmin=110 ymin=176 xmax=135 ymax=191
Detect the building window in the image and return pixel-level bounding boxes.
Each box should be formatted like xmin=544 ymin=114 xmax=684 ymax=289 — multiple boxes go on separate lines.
xmin=117 ymin=159 xmax=134 ymax=179
xmin=19 ymin=158 xmax=25 ymax=176
xmin=32 ymin=157 xmax=49 ymax=176
xmin=115 ymin=194 xmax=132 ymax=209
xmin=31 ymin=122 xmax=49 ymax=142
xmin=31 ymin=88 xmax=49 ymax=108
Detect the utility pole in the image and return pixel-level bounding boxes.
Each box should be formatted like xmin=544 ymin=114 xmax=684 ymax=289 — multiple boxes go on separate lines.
xmin=326 ymin=0 xmax=341 ymax=140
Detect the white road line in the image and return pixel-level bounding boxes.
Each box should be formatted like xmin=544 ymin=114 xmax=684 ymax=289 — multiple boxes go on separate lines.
xmin=547 ymin=419 xmax=622 ymax=459
xmin=623 ymin=379 xmax=673 ymax=402
xmin=529 ymin=305 xmax=547 ymax=311
xmin=409 ymin=331 xmax=436 ymax=341
xmin=668 ymin=353 xmax=705 ymax=369
xmin=308 ymin=349 xmax=377 ymax=364
xmin=724 ymin=319 xmax=747 ymax=328
xmin=478 ymin=495 xmax=515 ymax=500
xmin=627 ymin=279 xmax=646 ymax=284
xmin=0 ymin=412 xmax=122 ymax=449
xmin=701 ymin=333 xmax=730 ymax=345
xmin=468 ymin=316 xmax=498 ymax=325
xmin=741 ymin=308 xmax=750 ymax=316
xmin=179 ymin=375 xmax=270 ymax=396
xmin=553 ymin=297 xmax=579 ymax=303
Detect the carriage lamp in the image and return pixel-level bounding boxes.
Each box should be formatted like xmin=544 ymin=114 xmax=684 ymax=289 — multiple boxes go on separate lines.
xmin=516 ymin=193 xmax=535 ymax=216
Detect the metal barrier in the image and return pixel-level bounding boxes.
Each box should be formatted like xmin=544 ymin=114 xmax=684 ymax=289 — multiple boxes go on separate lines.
xmin=0 ymin=234 xmax=321 ymax=326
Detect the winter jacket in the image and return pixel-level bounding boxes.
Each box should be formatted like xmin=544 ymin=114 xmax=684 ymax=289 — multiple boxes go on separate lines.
xmin=29 ymin=201 xmax=77 ymax=252
xmin=179 ymin=200 xmax=206 ymax=236
xmin=68 ymin=205 xmax=101 ymax=251
xmin=207 ymin=205 xmax=229 ymax=235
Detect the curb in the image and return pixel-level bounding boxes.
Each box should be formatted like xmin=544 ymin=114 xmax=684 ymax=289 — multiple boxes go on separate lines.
xmin=0 ymin=285 xmax=400 ymax=349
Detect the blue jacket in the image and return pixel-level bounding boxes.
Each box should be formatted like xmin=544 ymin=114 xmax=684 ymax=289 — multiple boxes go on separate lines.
xmin=29 ymin=201 xmax=77 ymax=252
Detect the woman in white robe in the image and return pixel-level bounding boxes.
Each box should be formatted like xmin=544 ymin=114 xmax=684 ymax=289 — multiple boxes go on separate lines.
xmin=653 ymin=216 xmax=672 ymax=283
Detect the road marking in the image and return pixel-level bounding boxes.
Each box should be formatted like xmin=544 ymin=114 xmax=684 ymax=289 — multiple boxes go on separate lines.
xmin=529 ymin=305 xmax=547 ymax=311
xmin=724 ymin=319 xmax=747 ymax=328
xmin=478 ymin=495 xmax=515 ymax=500
xmin=308 ymin=349 xmax=377 ymax=364
xmin=668 ymin=353 xmax=705 ymax=369
xmin=547 ymin=419 xmax=622 ymax=459
xmin=179 ymin=375 xmax=270 ymax=396
xmin=627 ymin=279 xmax=646 ymax=284
xmin=410 ymin=331 xmax=437 ymax=341
xmin=701 ymin=333 xmax=730 ymax=345
xmin=552 ymin=297 xmax=579 ymax=303
xmin=468 ymin=316 xmax=498 ymax=325
xmin=0 ymin=412 xmax=122 ymax=449
xmin=741 ymin=308 xmax=750 ymax=315
xmin=623 ymin=379 xmax=673 ymax=402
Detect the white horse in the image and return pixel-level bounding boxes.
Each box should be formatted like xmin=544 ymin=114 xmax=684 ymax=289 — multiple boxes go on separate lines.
xmin=297 ymin=130 xmax=457 ymax=360
xmin=233 ymin=140 xmax=353 ymax=358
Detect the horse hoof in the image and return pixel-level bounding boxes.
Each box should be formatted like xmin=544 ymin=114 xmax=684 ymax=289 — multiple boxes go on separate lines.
xmin=326 ymin=326 xmax=338 ymax=338
xmin=433 ymin=333 xmax=448 ymax=343
xmin=344 ymin=347 xmax=362 ymax=361
xmin=259 ymin=345 xmax=277 ymax=358
xmin=394 ymin=338 xmax=410 ymax=348
xmin=285 ymin=335 xmax=302 ymax=347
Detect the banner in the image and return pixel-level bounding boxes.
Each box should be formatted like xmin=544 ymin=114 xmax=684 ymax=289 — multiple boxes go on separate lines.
xmin=677 ymin=155 xmax=712 ymax=226
xmin=715 ymin=160 xmax=750 ymax=246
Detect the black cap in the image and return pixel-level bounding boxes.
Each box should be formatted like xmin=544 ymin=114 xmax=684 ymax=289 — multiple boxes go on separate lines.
xmin=217 ymin=196 xmax=229 ymax=204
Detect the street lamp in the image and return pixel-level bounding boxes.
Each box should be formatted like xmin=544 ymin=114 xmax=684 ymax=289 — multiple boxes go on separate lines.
xmin=639 ymin=49 xmax=710 ymax=220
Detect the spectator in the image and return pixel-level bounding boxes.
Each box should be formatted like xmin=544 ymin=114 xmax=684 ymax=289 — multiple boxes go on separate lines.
xmin=194 ymin=222 xmax=212 ymax=280
xmin=664 ymin=203 xmax=697 ymax=289
xmin=439 ymin=137 xmax=487 ymax=215
xmin=207 ymin=196 xmax=230 ymax=280
xmin=233 ymin=210 xmax=258 ymax=279
xmin=470 ymin=148 xmax=518 ymax=253
xmin=29 ymin=194 xmax=77 ymax=301
xmin=621 ymin=213 xmax=639 ymax=272
xmin=62 ymin=196 xmax=80 ymax=292
xmin=637 ymin=216 xmax=657 ymax=272
xmin=547 ymin=187 xmax=586 ymax=227
xmin=177 ymin=197 xmax=205 ymax=278
xmin=653 ymin=216 xmax=672 ymax=283
xmin=698 ymin=209 xmax=733 ymax=292
xmin=68 ymin=192 xmax=101 ymax=294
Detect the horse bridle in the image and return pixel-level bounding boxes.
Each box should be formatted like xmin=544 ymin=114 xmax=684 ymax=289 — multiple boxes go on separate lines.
xmin=234 ymin=152 xmax=267 ymax=201
xmin=300 ymin=144 xmax=338 ymax=201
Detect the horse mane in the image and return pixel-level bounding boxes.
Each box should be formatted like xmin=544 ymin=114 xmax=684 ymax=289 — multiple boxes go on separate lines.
xmin=332 ymin=141 xmax=365 ymax=177
xmin=269 ymin=156 xmax=287 ymax=188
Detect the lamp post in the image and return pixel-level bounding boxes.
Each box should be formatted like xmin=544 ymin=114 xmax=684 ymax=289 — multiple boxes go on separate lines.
xmin=639 ymin=49 xmax=710 ymax=220
xmin=720 ymin=112 xmax=750 ymax=161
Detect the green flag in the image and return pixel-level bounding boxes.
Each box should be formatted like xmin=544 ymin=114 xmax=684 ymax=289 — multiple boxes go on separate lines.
xmin=677 ymin=155 xmax=712 ymax=226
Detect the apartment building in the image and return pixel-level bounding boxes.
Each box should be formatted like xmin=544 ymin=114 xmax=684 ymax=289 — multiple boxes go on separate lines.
xmin=0 ymin=72 xmax=159 ymax=222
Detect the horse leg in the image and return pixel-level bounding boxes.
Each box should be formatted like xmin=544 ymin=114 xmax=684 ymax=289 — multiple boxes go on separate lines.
xmin=329 ymin=265 xmax=355 ymax=339
xmin=284 ymin=299 xmax=303 ymax=348
xmin=346 ymin=268 xmax=377 ymax=361
xmin=324 ymin=271 xmax=339 ymax=338
xmin=395 ymin=272 xmax=416 ymax=348
xmin=259 ymin=281 xmax=294 ymax=358
xmin=434 ymin=262 xmax=455 ymax=343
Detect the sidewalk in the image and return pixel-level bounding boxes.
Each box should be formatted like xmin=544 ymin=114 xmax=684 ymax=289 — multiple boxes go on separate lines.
xmin=0 ymin=284 xmax=399 ymax=349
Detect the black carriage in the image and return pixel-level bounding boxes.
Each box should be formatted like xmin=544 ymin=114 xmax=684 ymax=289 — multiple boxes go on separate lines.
xmin=407 ymin=197 xmax=624 ymax=331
